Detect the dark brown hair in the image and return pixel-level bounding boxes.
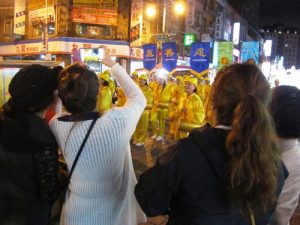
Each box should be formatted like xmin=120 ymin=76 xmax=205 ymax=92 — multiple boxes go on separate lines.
xmin=58 ymin=63 xmax=99 ymax=114
xmin=211 ymin=63 xmax=280 ymax=213
xmin=270 ymin=85 xmax=300 ymax=138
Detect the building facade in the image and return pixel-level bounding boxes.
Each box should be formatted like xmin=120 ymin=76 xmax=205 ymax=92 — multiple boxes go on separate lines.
xmin=262 ymin=24 xmax=299 ymax=69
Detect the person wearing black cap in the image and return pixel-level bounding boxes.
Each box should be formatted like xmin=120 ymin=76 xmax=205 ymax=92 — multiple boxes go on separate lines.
xmin=0 ymin=64 xmax=60 ymax=225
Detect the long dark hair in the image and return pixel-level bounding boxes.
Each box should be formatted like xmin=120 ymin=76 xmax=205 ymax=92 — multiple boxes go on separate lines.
xmin=58 ymin=63 xmax=99 ymax=114
xmin=211 ymin=63 xmax=280 ymax=213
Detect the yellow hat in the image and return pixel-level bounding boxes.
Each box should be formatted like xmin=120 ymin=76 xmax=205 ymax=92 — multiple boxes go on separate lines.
xmin=102 ymin=70 xmax=110 ymax=75
xmin=176 ymin=75 xmax=182 ymax=80
xmin=99 ymin=73 xmax=110 ymax=82
xmin=132 ymin=71 xmax=138 ymax=76
xmin=185 ymin=77 xmax=198 ymax=87
xmin=139 ymin=74 xmax=148 ymax=80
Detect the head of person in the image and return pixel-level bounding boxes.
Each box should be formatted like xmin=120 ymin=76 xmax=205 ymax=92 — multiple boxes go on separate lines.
xmin=139 ymin=74 xmax=148 ymax=87
xmin=175 ymin=75 xmax=182 ymax=85
xmin=274 ymin=79 xmax=280 ymax=87
xmin=58 ymin=63 xmax=99 ymax=115
xmin=185 ymin=77 xmax=197 ymax=95
xmin=270 ymin=85 xmax=300 ymax=138
xmin=210 ymin=63 xmax=280 ymax=214
xmin=98 ymin=72 xmax=110 ymax=86
xmin=150 ymin=73 xmax=158 ymax=82
xmin=131 ymin=71 xmax=138 ymax=80
xmin=3 ymin=64 xmax=59 ymax=118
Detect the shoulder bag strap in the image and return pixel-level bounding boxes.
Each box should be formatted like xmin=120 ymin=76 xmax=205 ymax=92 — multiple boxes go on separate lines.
xmin=66 ymin=117 xmax=97 ymax=183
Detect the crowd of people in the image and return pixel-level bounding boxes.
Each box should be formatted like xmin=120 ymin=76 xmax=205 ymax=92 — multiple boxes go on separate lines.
xmin=98 ymin=68 xmax=212 ymax=145
xmin=0 ymin=50 xmax=299 ymax=225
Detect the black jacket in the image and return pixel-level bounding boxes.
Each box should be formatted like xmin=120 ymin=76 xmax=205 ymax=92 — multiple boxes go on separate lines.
xmin=135 ymin=125 xmax=288 ymax=225
xmin=0 ymin=112 xmax=59 ymax=225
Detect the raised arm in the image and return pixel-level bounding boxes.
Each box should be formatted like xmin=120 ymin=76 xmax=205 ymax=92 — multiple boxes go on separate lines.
xmin=102 ymin=53 xmax=146 ymax=116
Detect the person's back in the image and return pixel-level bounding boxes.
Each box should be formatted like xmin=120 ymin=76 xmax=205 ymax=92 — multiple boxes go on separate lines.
xmin=50 ymin=53 xmax=146 ymax=225
xmin=0 ymin=65 xmax=60 ymax=225
xmin=269 ymin=85 xmax=300 ymax=225
xmin=135 ymin=63 xmax=288 ymax=225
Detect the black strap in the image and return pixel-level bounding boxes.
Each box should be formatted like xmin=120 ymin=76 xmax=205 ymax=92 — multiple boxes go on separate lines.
xmin=66 ymin=117 xmax=97 ymax=185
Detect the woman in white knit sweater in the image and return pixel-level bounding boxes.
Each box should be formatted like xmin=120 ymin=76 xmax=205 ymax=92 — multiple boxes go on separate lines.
xmin=269 ymin=85 xmax=300 ymax=225
xmin=50 ymin=53 xmax=146 ymax=225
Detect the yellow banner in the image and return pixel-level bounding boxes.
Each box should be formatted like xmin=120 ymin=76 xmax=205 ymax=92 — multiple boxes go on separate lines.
xmin=28 ymin=0 xmax=54 ymax=10
xmin=73 ymin=0 xmax=118 ymax=9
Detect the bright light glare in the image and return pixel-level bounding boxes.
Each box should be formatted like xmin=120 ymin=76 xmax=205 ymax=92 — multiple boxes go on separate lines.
xmin=174 ymin=2 xmax=185 ymax=15
xmin=146 ymin=5 xmax=156 ymax=18
xmin=157 ymin=68 xmax=168 ymax=81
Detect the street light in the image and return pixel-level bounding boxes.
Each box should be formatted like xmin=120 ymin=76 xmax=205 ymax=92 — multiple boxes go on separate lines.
xmin=145 ymin=0 xmax=185 ymax=34
xmin=174 ymin=1 xmax=185 ymax=15
xmin=146 ymin=4 xmax=156 ymax=18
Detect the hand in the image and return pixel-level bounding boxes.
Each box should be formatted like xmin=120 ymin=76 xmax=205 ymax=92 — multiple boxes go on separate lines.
xmin=100 ymin=45 xmax=117 ymax=67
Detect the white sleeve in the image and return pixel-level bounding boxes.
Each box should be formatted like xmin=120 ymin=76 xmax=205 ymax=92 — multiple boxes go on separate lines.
xmin=270 ymin=152 xmax=300 ymax=225
xmin=110 ymin=63 xmax=146 ymax=119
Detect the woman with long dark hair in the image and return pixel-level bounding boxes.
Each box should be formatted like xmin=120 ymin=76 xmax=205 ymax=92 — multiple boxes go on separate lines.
xmin=135 ymin=63 xmax=288 ymax=224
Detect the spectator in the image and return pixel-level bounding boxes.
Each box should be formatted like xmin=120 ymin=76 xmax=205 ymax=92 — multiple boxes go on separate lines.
xmin=0 ymin=65 xmax=60 ymax=225
xmin=50 ymin=52 xmax=146 ymax=225
xmin=135 ymin=63 xmax=288 ymax=225
xmin=269 ymin=85 xmax=300 ymax=225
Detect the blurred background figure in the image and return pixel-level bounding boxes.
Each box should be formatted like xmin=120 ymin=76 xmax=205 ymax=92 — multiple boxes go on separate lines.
xmin=178 ymin=76 xmax=205 ymax=138
xmin=97 ymin=71 xmax=112 ymax=114
xmin=269 ymin=85 xmax=300 ymax=225
xmin=132 ymin=74 xmax=154 ymax=147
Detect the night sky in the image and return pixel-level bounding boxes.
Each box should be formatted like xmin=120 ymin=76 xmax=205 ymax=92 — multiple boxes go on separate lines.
xmin=259 ymin=0 xmax=300 ymax=28
xmin=260 ymin=0 xmax=300 ymax=16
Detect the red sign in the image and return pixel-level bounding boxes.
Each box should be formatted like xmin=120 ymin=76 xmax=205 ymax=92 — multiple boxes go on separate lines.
xmin=72 ymin=6 xmax=117 ymax=26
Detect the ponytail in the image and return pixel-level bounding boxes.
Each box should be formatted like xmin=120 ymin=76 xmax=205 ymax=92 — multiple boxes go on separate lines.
xmin=226 ymin=94 xmax=280 ymax=213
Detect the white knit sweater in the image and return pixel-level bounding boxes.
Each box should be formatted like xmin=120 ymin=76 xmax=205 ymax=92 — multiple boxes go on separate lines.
xmin=50 ymin=64 xmax=146 ymax=225
xmin=270 ymin=139 xmax=300 ymax=225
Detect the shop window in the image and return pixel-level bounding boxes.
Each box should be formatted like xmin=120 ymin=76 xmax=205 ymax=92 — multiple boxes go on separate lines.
xmin=3 ymin=18 xmax=13 ymax=41
xmin=75 ymin=23 xmax=111 ymax=38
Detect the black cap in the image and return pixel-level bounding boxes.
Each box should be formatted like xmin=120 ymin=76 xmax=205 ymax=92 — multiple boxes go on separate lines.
xmin=8 ymin=64 xmax=58 ymax=112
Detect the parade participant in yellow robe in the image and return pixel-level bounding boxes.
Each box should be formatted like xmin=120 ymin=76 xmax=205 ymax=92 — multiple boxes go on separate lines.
xmin=131 ymin=71 xmax=139 ymax=85
xmin=101 ymin=70 xmax=115 ymax=95
xmin=133 ymin=74 xmax=154 ymax=146
xmin=115 ymin=87 xmax=126 ymax=106
xmin=97 ymin=73 xmax=112 ymax=114
xmin=156 ymin=76 xmax=176 ymax=141
xmin=197 ymin=79 xmax=205 ymax=102
xmin=203 ymin=78 xmax=211 ymax=106
xmin=168 ymin=75 xmax=186 ymax=140
xmin=149 ymin=73 xmax=158 ymax=91
xmin=149 ymin=78 xmax=164 ymax=140
xmin=179 ymin=77 xmax=205 ymax=138
xmin=203 ymin=78 xmax=213 ymax=124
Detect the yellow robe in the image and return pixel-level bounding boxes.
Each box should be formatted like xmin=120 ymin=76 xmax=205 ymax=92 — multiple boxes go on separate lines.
xmin=133 ymin=86 xmax=154 ymax=143
xmin=97 ymin=86 xmax=112 ymax=114
xmin=197 ymin=83 xmax=205 ymax=102
xmin=115 ymin=87 xmax=126 ymax=107
xmin=168 ymin=84 xmax=185 ymax=139
xmin=158 ymin=83 xmax=175 ymax=137
xmin=108 ymin=80 xmax=116 ymax=97
xmin=179 ymin=93 xmax=205 ymax=138
xmin=150 ymin=84 xmax=163 ymax=136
